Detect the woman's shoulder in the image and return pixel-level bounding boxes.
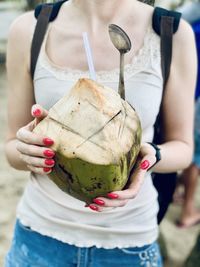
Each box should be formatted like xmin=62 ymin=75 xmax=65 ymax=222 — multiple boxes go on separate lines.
xmin=8 ymin=11 xmax=35 ymax=46
xmin=9 ymin=11 xmax=35 ymax=32
xmin=7 ymin=11 xmax=35 ymax=63
xmin=176 ymin=17 xmax=194 ymax=37
xmin=173 ymin=18 xmax=196 ymax=54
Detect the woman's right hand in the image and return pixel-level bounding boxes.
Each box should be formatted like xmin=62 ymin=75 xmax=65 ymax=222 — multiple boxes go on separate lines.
xmin=16 ymin=104 xmax=55 ymax=175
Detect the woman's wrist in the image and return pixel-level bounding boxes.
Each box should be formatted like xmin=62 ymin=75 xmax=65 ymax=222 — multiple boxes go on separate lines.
xmin=5 ymin=139 xmax=29 ymax=171
xmin=147 ymin=142 xmax=161 ymax=169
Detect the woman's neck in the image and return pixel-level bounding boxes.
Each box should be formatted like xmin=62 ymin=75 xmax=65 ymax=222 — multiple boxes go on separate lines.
xmin=72 ymin=0 xmax=136 ymax=27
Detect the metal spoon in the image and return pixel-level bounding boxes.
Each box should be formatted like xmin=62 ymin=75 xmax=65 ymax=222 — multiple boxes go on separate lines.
xmin=108 ymin=24 xmax=132 ymax=100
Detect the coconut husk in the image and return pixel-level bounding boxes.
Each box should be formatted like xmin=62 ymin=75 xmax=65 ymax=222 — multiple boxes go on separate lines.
xmin=34 ymin=78 xmax=142 ymax=203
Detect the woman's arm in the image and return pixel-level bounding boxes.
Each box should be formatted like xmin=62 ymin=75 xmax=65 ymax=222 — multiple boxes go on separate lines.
xmin=5 ymin=13 xmax=55 ymax=173
xmin=5 ymin=12 xmax=35 ymax=169
xmin=153 ymin=19 xmax=197 ymax=173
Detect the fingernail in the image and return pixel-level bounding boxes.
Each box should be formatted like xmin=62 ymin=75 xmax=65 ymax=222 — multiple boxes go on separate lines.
xmin=32 ymin=108 xmax=41 ymax=117
xmin=140 ymin=160 xmax=150 ymax=170
xmin=89 ymin=204 xmax=99 ymax=211
xmin=45 ymin=159 xmax=55 ymax=166
xmin=43 ymin=167 xmax=52 ymax=173
xmin=93 ymin=199 xmax=105 ymax=206
xmin=43 ymin=138 xmax=54 ymax=146
xmin=43 ymin=150 xmax=55 ymax=158
xmin=107 ymin=193 xmax=118 ymax=199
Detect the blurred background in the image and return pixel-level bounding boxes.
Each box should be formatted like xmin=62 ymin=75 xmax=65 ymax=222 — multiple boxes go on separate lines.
xmin=0 ymin=1 xmax=200 ymax=267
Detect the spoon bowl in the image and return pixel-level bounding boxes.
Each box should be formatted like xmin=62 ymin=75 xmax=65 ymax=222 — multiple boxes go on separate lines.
xmin=108 ymin=24 xmax=132 ymax=100
xmin=109 ymin=24 xmax=132 ymax=53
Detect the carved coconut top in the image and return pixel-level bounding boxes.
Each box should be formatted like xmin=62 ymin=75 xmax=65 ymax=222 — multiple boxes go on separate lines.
xmin=35 ymin=78 xmax=142 ymax=165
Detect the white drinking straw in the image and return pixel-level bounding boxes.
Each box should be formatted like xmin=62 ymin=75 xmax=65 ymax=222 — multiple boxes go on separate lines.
xmin=82 ymin=32 xmax=96 ymax=81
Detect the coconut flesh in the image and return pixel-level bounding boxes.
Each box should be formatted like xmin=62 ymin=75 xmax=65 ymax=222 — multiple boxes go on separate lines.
xmin=33 ymin=78 xmax=142 ymax=203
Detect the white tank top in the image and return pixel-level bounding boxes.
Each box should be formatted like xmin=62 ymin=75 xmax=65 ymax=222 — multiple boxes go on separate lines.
xmin=17 ymin=25 xmax=163 ymax=248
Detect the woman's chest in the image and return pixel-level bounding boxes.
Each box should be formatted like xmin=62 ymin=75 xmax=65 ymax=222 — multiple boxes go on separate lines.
xmin=45 ymin=24 xmax=148 ymax=73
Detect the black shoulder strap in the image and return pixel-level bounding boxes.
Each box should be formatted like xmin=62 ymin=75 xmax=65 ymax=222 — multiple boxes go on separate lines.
xmin=152 ymin=8 xmax=181 ymax=225
xmin=34 ymin=0 xmax=66 ymax=21
xmin=160 ymin=16 xmax=174 ymax=87
xmin=152 ymin=7 xmax=182 ymax=86
xmin=153 ymin=7 xmax=181 ymax=35
xmin=30 ymin=0 xmax=67 ymax=79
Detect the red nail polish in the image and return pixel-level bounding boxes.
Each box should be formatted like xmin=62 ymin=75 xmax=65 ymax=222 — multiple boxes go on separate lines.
xmin=43 ymin=167 xmax=52 ymax=173
xmin=33 ymin=108 xmax=41 ymax=117
xmin=140 ymin=160 xmax=150 ymax=170
xmin=45 ymin=159 xmax=55 ymax=166
xmin=43 ymin=138 xmax=54 ymax=146
xmin=107 ymin=193 xmax=119 ymax=199
xmin=43 ymin=150 xmax=55 ymax=158
xmin=93 ymin=199 xmax=105 ymax=206
xmin=89 ymin=204 xmax=99 ymax=211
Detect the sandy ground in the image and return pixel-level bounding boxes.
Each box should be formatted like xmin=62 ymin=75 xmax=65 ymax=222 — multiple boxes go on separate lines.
xmin=0 ymin=64 xmax=200 ymax=267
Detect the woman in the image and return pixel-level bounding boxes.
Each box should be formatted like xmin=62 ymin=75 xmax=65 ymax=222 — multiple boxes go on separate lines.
xmin=5 ymin=0 xmax=197 ymax=266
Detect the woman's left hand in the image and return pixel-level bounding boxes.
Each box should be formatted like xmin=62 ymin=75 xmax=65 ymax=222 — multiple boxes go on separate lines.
xmin=88 ymin=143 xmax=157 ymax=212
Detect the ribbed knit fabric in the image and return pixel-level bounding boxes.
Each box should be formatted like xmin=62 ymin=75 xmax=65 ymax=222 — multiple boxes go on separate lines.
xmin=17 ymin=25 xmax=163 ymax=248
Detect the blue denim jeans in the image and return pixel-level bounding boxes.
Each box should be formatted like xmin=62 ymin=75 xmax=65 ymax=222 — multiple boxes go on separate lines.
xmin=5 ymin=219 xmax=163 ymax=267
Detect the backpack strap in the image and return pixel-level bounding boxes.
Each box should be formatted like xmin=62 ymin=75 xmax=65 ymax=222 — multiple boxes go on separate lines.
xmin=152 ymin=7 xmax=181 ymax=35
xmin=30 ymin=0 xmax=67 ymax=79
xmin=151 ymin=8 xmax=181 ymax=224
xmin=152 ymin=7 xmax=182 ymax=86
xmin=152 ymin=7 xmax=181 ymax=144
xmin=34 ymin=0 xmax=67 ymax=21
xmin=160 ymin=16 xmax=174 ymax=88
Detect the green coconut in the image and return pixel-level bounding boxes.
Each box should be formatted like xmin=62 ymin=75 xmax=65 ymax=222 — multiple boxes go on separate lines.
xmin=34 ymin=78 xmax=142 ymax=203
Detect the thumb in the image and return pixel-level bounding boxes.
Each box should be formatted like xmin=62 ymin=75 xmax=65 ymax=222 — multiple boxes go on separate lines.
xmin=31 ymin=104 xmax=48 ymax=125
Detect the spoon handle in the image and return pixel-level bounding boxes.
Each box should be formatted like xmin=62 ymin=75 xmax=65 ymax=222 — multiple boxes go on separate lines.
xmin=118 ymin=52 xmax=125 ymax=100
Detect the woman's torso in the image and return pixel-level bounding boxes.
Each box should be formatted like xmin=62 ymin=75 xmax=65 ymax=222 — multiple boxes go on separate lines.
xmin=17 ymin=0 xmax=163 ymax=248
